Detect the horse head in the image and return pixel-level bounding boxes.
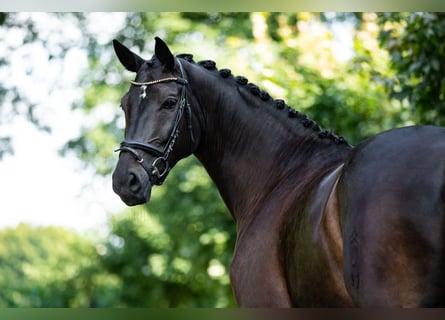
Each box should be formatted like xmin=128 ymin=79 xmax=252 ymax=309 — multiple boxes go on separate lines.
xmin=112 ymin=37 xmax=197 ymax=205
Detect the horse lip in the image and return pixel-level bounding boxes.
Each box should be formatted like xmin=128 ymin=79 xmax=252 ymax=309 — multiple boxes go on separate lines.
xmin=120 ymin=186 xmax=152 ymax=206
xmin=113 ymin=180 xmax=152 ymax=206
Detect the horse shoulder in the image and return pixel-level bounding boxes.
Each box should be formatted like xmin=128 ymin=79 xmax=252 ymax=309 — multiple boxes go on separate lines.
xmin=282 ymin=164 xmax=353 ymax=306
xmin=229 ymin=189 xmax=296 ymax=307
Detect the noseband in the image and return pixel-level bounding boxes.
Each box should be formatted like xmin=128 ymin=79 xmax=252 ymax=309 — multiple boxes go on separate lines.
xmin=115 ymin=59 xmax=194 ymax=185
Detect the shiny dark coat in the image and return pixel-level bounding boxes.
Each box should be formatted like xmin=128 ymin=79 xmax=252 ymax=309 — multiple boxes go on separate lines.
xmin=112 ymin=37 xmax=445 ymax=307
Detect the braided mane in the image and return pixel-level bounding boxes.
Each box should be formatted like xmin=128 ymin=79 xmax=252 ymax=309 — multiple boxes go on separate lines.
xmin=177 ymin=54 xmax=350 ymax=146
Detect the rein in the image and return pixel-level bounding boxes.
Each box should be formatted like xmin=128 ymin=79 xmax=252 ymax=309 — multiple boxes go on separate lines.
xmin=115 ymin=59 xmax=194 ymax=185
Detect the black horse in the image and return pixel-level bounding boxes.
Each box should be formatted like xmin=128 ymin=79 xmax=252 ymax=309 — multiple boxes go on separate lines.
xmin=111 ymin=37 xmax=445 ymax=307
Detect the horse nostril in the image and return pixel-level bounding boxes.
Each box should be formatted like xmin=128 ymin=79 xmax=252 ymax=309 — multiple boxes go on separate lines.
xmin=128 ymin=172 xmax=141 ymax=193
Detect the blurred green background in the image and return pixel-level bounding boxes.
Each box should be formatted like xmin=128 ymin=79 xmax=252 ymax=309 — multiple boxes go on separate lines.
xmin=1 ymin=12 xmax=445 ymax=307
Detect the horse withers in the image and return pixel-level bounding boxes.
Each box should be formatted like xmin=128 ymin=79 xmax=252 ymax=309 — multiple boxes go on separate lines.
xmin=111 ymin=37 xmax=445 ymax=307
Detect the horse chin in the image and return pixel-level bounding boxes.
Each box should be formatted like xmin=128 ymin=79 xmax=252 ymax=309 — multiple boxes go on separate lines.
xmin=119 ymin=185 xmax=152 ymax=206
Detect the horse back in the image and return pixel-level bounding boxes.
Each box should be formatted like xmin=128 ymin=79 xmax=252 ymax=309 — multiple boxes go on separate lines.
xmin=338 ymin=125 xmax=445 ymax=306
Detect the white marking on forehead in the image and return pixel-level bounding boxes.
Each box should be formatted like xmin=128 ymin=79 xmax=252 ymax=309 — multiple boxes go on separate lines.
xmin=140 ymin=85 xmax=147 ymax=99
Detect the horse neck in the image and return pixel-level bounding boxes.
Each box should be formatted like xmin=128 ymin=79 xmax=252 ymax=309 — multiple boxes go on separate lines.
xmin=186 ymin=63 xmax=351 ymax=223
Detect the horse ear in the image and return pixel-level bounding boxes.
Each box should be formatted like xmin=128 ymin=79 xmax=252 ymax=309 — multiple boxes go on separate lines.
xmin=154 ymin=37 xmax=175 ymax=71
xmin=113 ymin=39 xmax=145 ymax=72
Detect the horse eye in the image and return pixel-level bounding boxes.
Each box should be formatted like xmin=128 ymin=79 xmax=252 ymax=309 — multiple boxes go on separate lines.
xmin=161 ymin=98 xmax=178 ymax=110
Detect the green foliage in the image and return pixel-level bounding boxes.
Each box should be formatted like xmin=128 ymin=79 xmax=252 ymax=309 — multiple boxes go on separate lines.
xmin=301 ymin=13 xmax=410 ymax=143
xmin=0 ymin=224 xmax=120 ymax=307
xmin=3 ymin=12 xmax=445 ymax=307
xmin=0 ymin=13 xmax=89 ymax=159
xmin=99 ymin=157 xmax=236 ymax=307
xmin=378 ymin=12 xmax=445 ymax=124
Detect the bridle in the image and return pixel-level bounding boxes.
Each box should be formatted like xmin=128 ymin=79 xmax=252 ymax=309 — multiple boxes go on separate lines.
xmin=115 ymin=59 xmax=194 ymax=185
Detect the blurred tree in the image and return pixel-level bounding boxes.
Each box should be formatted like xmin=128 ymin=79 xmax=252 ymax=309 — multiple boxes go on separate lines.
xmin=0 ymin=12 xmax=121 ymax=159
xmin=98 ymin=159 xmax=236 ymax=306
xmin=377 ymin=12 xmax=445 ymax=124
xmin=0 ymin=13 xmax=69 ymax=158
xmin=262 ymin=12 xmax=407 ymax=144
xmin=3 ymin=12 xmax=444 ymax=307
xmin=0 ymin=224 xmax=121 ymax=307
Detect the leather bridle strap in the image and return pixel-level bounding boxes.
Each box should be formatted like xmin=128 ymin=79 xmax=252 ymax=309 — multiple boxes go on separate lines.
xmin=118 ymin=141 xmax=163 ymax=158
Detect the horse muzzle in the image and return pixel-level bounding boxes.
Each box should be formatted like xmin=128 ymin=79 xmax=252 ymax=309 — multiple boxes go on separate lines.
xmin=112 ymin=156 xmax=153 ymax=206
